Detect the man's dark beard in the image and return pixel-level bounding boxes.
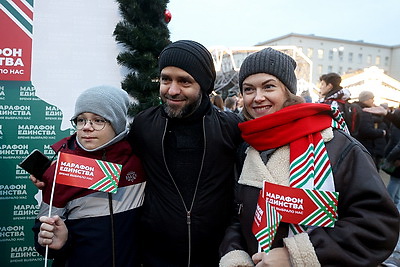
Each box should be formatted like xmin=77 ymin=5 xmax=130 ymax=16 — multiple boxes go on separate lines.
xmin=163 ymin=93 xmax=202 ymax=118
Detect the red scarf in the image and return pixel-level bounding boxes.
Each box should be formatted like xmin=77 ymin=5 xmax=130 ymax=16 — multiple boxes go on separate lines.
xmin=239 ymin=103 xmax=334 ymax=150
xmin=242 ymin=103 xmax=343 ymax=237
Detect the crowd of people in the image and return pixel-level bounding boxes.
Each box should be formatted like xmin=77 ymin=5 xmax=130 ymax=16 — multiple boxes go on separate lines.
xmin=316 ymin=70 xmax=400 ymax=267
xmin=30 ymin=40 xmax=400 ymax=267
xmin=210 ymin=92 xmax=244 ymax=114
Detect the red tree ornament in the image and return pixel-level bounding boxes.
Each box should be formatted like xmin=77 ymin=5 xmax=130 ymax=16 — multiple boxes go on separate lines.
xmin=164 ymin=9 xmax=172 ymax=23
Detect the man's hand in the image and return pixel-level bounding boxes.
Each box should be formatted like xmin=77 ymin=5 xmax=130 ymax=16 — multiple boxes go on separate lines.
xmin=252 ymin=248 xmax=291 ymax=267
xmin=38 ymin=215 xmax=68 ymax=250
xmin=30 ymin=175 xmax=46 ymax=190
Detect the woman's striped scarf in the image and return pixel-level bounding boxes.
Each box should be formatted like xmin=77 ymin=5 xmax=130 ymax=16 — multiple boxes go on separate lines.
xmin=239 ymin=103 xmax=347 ymax=234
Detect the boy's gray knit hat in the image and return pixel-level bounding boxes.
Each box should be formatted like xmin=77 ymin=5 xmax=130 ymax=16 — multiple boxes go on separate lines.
xmin=72 ymin=85 xmax=131 ymax=135
xmin=158 ymin=40 xmax=216 ymax=95
xmin=239 ymin=47 xmax=297 ymax=94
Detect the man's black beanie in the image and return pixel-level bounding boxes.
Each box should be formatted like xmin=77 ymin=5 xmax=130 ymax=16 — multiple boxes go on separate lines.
xmin=158 ymin=40 xmax=216 ymax=95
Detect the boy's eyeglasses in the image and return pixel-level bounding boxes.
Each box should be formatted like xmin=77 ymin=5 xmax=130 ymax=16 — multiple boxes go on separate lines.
xmin=70 ymin=117 xmax=109 ymax=131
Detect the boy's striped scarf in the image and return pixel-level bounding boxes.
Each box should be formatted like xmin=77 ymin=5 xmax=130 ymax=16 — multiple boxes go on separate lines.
xmin=239 ymin=103 xmax=347 ymax=234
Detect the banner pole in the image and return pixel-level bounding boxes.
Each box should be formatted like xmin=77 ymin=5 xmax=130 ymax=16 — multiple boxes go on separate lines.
xmin=44 ymin=152 xmax=61 ymax=267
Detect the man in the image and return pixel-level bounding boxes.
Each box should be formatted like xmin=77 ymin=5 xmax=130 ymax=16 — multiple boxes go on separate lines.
xmin=224 ymin=96 xmax=237 ymax=112
xmin=354 ymin=91 xmax=387 ymax=169
xmin=318 ymin=72 xmax=363 ymax=136
xmin=318 ymin=72 xmax=350 ymax=109
xmin=129 ymin=40 xmax=242 ymax=266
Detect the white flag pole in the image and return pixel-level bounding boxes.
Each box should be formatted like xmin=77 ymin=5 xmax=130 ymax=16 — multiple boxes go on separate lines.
xmin=44 ymin=152 xmax=61 ymax=267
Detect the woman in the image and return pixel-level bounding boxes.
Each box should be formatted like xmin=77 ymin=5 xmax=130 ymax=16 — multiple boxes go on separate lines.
xmin=32 ymin=86 xmax=146 ymax=266
xmin=219 ymin=48 xmax=399 ymax=267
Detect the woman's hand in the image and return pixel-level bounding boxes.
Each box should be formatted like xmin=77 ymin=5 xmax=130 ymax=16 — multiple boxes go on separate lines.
xmin=38 ymin=215 xmax=68 ymax=250
xmin=252 ymin=247 xmax=291 ymax=267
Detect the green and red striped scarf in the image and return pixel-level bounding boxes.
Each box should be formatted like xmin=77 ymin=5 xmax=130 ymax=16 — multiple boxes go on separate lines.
xmin=239 ymin=103 xmax=347 ymax=234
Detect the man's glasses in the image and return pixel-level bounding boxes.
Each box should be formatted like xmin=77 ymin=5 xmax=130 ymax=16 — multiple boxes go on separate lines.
xmin=70 ymin=117 xmax=109 ymax=131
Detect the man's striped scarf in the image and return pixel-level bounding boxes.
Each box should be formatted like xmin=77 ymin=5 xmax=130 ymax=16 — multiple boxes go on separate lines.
xmin=239 ymin=103 xmax=347 ymax=234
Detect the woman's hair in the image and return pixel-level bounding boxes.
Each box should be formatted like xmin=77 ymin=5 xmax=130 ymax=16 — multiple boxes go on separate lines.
xmin=283 ymin=91 xmax=305 ymax=108
xmin=211 ymin=95 xmax=224 ymax=110
xmin=241 ymin=88 xmax=304 ymax=121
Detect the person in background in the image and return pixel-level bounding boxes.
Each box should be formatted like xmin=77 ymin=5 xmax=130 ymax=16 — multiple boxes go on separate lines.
xmin=317 ymin=72 xmax=364 ymax=137
xmin=300 ymin=89 xmax=312 ymax=103
xmin=211 ymin=94 xmax=224 ymax=111
xmin=318 ymin=72 xmax=350 ymax=111
xmin=235 ymin=93 xmax=244 ymax=114
xmin=224 ymin=96 xmax=237 ymax=112
xmin=129 ymin=40 xmax=242 ymax=266
xmin=219 ymin=48 xmax=399 ymax=267
xmin=354 ymin=91 xmax=387 ymax=169
xmin=382 ymin=113 xmax=400 ymax=267
xmin=32 ymin=86 xmax=146 ymax=267
xmin=364 ymin=105 xmax=400 ymax=129
xmin=384 ymin=112 xmax=400 ymax=209
xmin=381 ymin=109 xmax=400 ymax=267
xmin=372 ymin=104 xmax=391 ymax=170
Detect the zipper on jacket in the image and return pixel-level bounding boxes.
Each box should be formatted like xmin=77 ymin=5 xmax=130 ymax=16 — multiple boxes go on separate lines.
xmin=161 ymin=117 xmax=207 ymax=267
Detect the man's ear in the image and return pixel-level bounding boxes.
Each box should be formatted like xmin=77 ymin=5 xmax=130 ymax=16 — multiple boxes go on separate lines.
xmin=328 ymin=83 xmax=334 ymax=91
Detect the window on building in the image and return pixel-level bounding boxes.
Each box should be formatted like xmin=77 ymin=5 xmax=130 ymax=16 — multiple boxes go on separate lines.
xmin=338 ymin=50 xmax=343 ymax=62
xmin=338 ymin=66 xmax=343 ymax=74
xmin=317 ymin=49 xmax=324 ymax=59
xmin=329 ymin=50 xmax=334 ymax=60
xmin=307 ymin=48 xmax=313 ymax=58
xmin=358 ymin=53 xmax=363 ymax=64
xmin=375 ymin=56 xmax=381 ymax=65
xmin=317 ymin=64 xmax=323 ymax=75
xmin=367 ymin=55 xmax=372 ymax=64
xmin=385 ymin=56 xmax=389 ymax=66
xmin=348 ymin=52 xmax=353 ymax=63
xmin=298 ymin=46 xmax=303 ymax=53
xmin=328 ymin=65 xmax=333 ymax=72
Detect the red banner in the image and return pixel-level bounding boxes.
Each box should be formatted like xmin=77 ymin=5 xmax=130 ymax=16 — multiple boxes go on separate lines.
xmin=263 ymin=181 xmax=338 ymax=227
xmin=55 ymin=152 xmax=122 ymax=193
xmin=0 ymin=0 xmax=33 ymax=81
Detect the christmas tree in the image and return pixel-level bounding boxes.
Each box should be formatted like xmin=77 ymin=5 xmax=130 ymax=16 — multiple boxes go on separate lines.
xmin=114 ymin=0 xmax=171 ymax=114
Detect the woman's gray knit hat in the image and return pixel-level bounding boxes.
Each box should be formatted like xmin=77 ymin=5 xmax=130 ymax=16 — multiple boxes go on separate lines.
xmin=158 ymin=40 xmax=216 ymax=95
xmin=72 ymin=85 xmax=131 ymax=135
xmin=239 ymin=47 xmax=297 ymax=94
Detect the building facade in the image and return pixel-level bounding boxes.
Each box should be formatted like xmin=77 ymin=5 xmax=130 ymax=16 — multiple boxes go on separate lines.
xmin=210 ymin=33 xmax=400 ymax=106
xmin=258 ymin=33 xmax=400 ymax=84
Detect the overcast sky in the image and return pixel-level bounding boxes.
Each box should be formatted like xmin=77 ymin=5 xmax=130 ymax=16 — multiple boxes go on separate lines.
xmin=167 ymin=0 xmax=400 ymax=48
